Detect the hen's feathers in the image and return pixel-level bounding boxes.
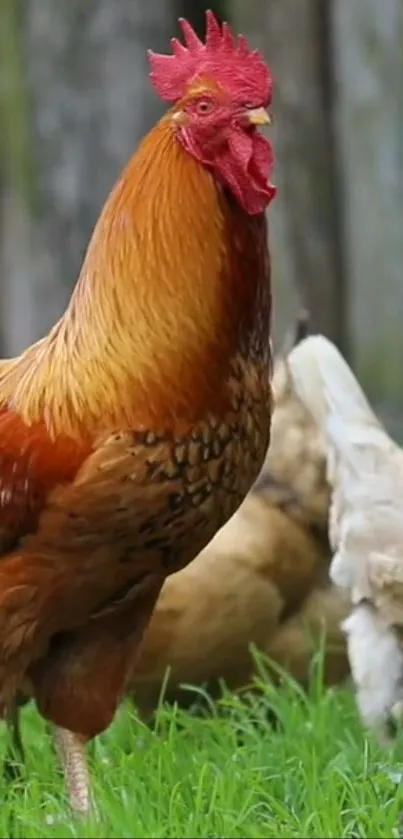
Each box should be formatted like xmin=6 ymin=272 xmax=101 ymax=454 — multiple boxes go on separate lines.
xmin=288 ymin=334 xmax=403 ymax=739
xmin=287 ymin=335 xmax=403 ymax=603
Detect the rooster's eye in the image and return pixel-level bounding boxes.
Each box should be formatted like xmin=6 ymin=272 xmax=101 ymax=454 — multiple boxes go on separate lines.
xmin=196 ymin=99 xmax=214 ymax=116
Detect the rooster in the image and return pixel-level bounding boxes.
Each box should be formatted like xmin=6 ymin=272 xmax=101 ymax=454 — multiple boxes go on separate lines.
xmin=0 ymin=11 xmax=276 ymax=813
xmin=5 ymin=313 xmax=350 ymax=798
xmin=21 ymin=314 xmax=348 ymax=803
xmin=288 ymin=334 xmax=403 ymax=744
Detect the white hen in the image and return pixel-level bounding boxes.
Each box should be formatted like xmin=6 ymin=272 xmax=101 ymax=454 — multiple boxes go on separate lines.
xmin=288 ymin=334 xmax=403 ymax=742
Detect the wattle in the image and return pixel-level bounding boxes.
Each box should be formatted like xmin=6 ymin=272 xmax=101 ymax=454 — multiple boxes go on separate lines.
xmin=220 ymin=129 xmax=276 ymax=215
xmin=248 ymin=132 xmax=276 ymax=202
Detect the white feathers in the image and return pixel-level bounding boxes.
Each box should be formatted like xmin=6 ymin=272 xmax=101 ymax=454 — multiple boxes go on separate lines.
xmin=288 ymin=334 xmax=403 ymax=740
xmin=288 ymin=334 xmax=395 ymax=465
xmin=342 ymin=603 xmax=403 ymax=743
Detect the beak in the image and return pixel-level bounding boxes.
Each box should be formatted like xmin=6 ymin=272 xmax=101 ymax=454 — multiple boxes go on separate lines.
xmin=246 ymin=107 xmax=272 ymax=127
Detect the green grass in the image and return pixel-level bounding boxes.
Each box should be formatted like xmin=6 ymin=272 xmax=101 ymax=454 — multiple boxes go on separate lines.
xmin=1 ymin=659 xmax=403 ymax=838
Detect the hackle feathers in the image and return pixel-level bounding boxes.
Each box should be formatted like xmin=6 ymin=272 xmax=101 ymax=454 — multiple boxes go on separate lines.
xmin=0 ymin=120 xmax=265 ymax=439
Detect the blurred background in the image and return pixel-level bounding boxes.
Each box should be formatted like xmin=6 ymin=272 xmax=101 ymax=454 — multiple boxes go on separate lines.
xmin=0 ymin=0 xmax=402 ymax=431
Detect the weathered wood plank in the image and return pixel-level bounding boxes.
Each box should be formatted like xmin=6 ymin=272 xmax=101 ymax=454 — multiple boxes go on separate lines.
xmin=1 ymin=0 xmax=175 ymax=353
xmin=332 ymin=0 xmax=403 ymax=405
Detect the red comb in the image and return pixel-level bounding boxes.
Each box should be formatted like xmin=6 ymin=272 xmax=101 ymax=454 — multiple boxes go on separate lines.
xmin=148 ymin=10 xmax=272 ymax=107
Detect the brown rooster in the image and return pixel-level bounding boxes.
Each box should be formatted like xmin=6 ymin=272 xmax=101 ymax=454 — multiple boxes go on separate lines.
xmin=0 ymin=11 xmax=276 ymax=813
xmin=4 ymin=315 xmax=351 ymax=806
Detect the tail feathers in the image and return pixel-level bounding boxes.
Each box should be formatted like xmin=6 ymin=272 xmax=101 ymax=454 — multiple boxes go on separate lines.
xmin=288 ymin=335 xmax=394 ymax=468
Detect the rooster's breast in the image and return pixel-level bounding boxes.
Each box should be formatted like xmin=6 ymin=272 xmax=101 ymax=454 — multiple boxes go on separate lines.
xmin=130 ymin=356 xmax=272 ymax=574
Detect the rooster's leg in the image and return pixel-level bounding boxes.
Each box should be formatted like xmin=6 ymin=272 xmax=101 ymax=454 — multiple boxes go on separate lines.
xmin=3 ymin=704 xmax=25 ymax=783
xmin=53 ymin=726 xmax=93 ymax=816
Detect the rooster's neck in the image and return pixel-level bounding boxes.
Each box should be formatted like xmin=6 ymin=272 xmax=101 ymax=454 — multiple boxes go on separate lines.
xmin=5 ymin=119 xmax=271 ymax=438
